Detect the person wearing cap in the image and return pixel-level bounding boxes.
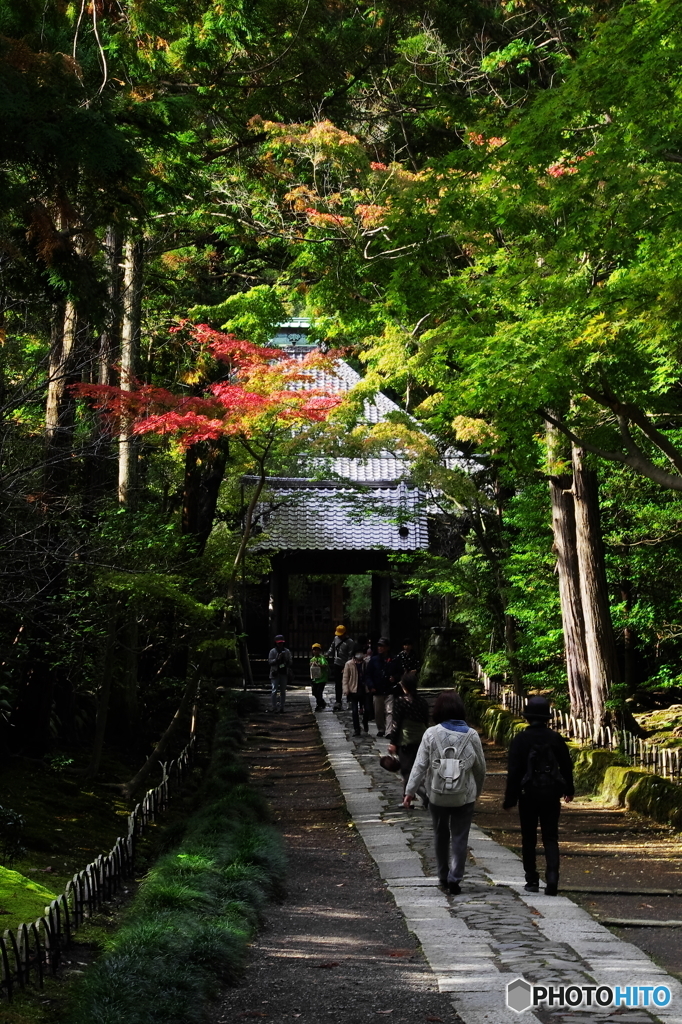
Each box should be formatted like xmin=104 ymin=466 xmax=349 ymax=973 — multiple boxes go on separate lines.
xmin=365 ymin=637 xmax=393 ymax=736
xmin=502 ymin=695 xmax=574 ymax=896
xmin=393 ymin=638 xmax=420 ymax=678
xmin=268 ymin=635 xmax=293 ymax=713
xmin=309 ymin=643 xmax=329 ymax=711
xmin=342 ymin=649 xmax=369 ymax=736
xmin=326 ymin=625 xmax=355 ymax=711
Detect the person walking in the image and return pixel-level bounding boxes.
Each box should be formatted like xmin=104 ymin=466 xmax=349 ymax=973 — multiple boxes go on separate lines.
xmin=268 ymin=635 xmax=293 ymax=713
xmin=386 ymin=637 xmax=421 ymax=735
xmin=502 ymin=695 xmax=574 ymax=896
xmin=309 ymin=642 xmax=329 ymax=711
xmin=365 ymin=637 xmax=393 ymax=737
xmin=404 ymin=690 xmax=486 ymax=895
xmin=386 ymin=671 xmax=429 ymax=795
xmin=342 ymin=650 xmax=369 ymax=735
xmin=326 ymin=625 xmax=354 ymax=711
xmin=393 ymin=637 xmax=420 ymax=677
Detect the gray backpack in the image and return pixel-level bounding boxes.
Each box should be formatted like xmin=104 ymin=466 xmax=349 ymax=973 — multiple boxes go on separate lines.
xmin=429 ymin=727 xmax=475 ymax=806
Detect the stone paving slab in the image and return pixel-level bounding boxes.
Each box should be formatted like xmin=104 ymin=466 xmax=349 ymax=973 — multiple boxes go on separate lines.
xmin=308 ymin=692 xmax=681 ymax=1024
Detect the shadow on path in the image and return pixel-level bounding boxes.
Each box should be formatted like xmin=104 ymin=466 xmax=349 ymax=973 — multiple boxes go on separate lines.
xmin=211 ymin=691 xmax=459 ymax=1024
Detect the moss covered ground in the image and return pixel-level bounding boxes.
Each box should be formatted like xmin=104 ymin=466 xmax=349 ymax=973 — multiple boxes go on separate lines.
xmin=0 ymin=865 xmax=57 ymax=927
xmin=0 ymin=750 xmax=137 ymax=916
xmin=634 ymin=704 xmax=682 ymax=748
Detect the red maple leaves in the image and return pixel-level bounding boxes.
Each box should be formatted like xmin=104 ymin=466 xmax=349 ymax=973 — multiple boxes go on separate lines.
xmin=75 ymin=323 xmax=341 ymax=447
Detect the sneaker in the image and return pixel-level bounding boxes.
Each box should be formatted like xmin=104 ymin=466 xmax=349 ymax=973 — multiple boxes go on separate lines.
xmin=448 ymin=882 xmax=461 ymax=896
xmin=524 ymin=882 xmax=539 ymax=893
xmin=333 ymin=702 xmax=342 ymax=711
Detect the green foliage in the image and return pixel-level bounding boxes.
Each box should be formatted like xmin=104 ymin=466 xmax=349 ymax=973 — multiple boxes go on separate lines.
xmin=345 ymin=574 xmax=372 ymax=619
xmin=69 ymin=703 xmax=285 ymax=1024
xmin=189 ymin=285 xmax=287 ymax=345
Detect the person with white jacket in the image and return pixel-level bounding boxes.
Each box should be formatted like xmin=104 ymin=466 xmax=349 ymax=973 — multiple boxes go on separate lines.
xmin=404 ymin=690 xmax=486 ymax=895
xmin=342 ymin=650 xmax=369 ymax=735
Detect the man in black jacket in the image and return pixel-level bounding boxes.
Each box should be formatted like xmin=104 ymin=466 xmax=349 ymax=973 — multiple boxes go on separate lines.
xmin=503 ymin=696 xmax=574 ymax=896
xmin=365 ymin=638 xmax=393 ymax=736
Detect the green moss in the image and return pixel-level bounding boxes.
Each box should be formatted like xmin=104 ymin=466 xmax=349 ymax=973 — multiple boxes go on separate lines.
xmin=600 ymin=766 xmax=649 ymax=806
xmin=0 ymin=866 xmax=57 ymax=929
xmin=480 ymin=705 xmax=526 ymax=747
xmin=624 ymin=774 xmax=682 ymax=829
xmin=634 ymin=705 xmax=682 ymax=749
xmin=571 ymin=748 xmax=630 ymax=795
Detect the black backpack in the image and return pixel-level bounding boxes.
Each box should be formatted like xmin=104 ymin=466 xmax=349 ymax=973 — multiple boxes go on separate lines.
xmin=521 ymin=742 xmax=566 ymax=796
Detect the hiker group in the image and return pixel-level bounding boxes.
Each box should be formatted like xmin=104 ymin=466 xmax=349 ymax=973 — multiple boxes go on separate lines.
xmin=301 ymin=628 xmax=575 ymax=896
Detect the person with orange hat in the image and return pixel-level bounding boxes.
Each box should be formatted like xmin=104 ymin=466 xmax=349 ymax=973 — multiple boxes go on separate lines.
xmin=309 ymin=643 xmax=329 ymax=711
xmin=326 ymin=624 xmax=355 ymax=711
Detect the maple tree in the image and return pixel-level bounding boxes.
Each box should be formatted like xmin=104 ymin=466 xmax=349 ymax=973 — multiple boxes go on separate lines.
xmin=75 ymin=323 xmax=342 ymax=581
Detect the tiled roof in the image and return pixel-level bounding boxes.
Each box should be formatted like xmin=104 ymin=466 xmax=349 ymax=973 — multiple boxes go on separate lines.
xmin=255 ymin=482 xmax=428 ymax=551
xmin=247 ymin=330 xmax=451 ymax=553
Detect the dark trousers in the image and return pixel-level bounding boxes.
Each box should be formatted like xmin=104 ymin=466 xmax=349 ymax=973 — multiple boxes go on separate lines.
xmin=332 ymin=664 xmax=343 ymax=704
xmin=349 ymin=692 xmax=372 ymax=732
xmin=518 ymin=795 xmax=561 ymax=883
xmin=430 ymin=801 xmax=475 ymax=885
xmin=398 ymin=744 xmax=420 ymax=792
xmin=311 ymin=681 xmax=326 ymax=707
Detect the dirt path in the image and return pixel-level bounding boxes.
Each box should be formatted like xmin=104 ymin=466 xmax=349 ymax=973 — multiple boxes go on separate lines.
xmin=475 ymin=736 xmax=682 ymax=978
xmin=211 ymin=693 xmax=459 ymax=1024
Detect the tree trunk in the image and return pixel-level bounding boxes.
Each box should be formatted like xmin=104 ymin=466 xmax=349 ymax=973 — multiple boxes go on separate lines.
xmin=620 ymin=577 xmax=637 ymax=693
xmin=99 ymin=226 xmax=123 ymax=387
xmin=549 ymin=474 xmax=592 ymax=720
xmin=181 ymin=439 xmax=230 ymax=555
xmin=118 ymin=238 xmax=143 ymax=508
xmin=45 ymin=300 xmax=82 ymax=493
xmin=572 ymin=445 xmax=621 ymax=727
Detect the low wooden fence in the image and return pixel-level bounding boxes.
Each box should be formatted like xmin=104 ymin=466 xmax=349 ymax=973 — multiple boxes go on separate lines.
xmin=0 ymin=736 xmax=196 ymax=1001
xmin=476 ymin=666 xmax=682 ymax=783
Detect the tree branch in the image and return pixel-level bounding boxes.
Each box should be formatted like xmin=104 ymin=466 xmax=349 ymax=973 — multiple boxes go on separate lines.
xmin=538 ymin=408 xmax=682 ymax=492
xmin=581 ymin=383 xmax=682 ymax=474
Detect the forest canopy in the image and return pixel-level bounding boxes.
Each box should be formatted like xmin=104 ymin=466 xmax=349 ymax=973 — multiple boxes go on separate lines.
xmin=3 ymin=0 xmax=682 ymax=760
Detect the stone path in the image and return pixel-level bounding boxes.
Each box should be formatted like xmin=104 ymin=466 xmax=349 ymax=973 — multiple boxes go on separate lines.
xmin=212 ymin=690 xmax=459 ymax=1024
xmin=309 ymin=691 xmax=682 ymax=1024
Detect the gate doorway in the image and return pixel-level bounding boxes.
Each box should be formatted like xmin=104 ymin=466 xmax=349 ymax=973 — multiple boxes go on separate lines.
xmin=286 ymin=574 xmax=372 ymax=662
